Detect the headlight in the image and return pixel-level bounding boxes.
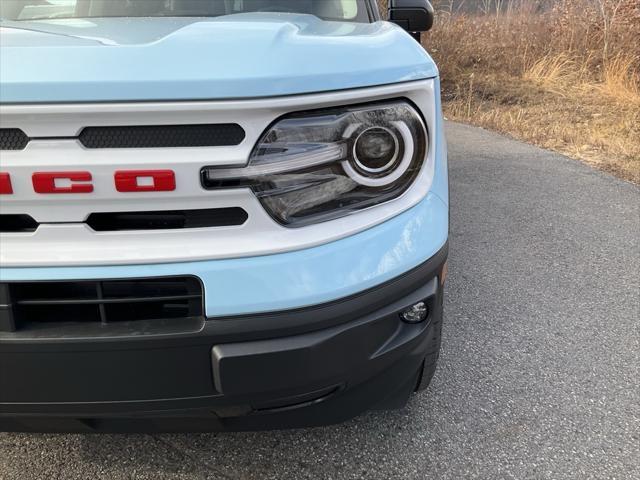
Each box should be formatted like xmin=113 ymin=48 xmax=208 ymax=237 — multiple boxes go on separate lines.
xmin=201 ymin=101 xmax=427 ymax=227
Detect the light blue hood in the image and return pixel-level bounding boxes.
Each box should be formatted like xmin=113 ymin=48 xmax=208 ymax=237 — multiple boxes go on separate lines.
xmin=0 ymin=13 xmax=438 ymax=104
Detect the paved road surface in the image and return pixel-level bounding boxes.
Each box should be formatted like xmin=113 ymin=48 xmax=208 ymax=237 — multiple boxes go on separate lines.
xmin=1 ymin=122 xmax=638 ymax=479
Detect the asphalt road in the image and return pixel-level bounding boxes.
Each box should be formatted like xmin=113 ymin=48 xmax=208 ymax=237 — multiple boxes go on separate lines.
xmin=1 ymin=122 xmax=638 ymax=480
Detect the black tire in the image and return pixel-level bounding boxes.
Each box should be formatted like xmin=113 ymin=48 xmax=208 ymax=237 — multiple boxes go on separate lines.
xmin=414 ymin=294 xmax=443 ymax=392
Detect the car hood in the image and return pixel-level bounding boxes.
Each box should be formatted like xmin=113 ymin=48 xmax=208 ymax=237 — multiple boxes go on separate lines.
xmin=0 ymin=14 xmax=437 ymax=104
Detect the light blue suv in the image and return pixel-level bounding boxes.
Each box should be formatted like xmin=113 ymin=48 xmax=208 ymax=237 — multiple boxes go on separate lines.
xmin=0 ymin=0 xmax=448 ymax=432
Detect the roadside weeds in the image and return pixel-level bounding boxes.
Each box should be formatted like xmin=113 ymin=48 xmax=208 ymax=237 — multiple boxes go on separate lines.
xmin=422 ymin=0 xmax=640 ymax=183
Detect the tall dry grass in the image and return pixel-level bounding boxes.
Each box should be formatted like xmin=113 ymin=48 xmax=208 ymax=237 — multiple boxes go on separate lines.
xmin=379 ymin=0 xmax=640 ymax=182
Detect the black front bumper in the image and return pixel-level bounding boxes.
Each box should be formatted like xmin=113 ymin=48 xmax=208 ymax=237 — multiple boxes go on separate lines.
xmin=0 ymin=244 xmax=447 ymax=433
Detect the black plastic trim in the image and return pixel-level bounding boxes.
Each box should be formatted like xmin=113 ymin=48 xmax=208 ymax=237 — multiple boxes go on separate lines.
xmin=2 ymin=276 xmax=204 ymax=333
xmin=15 ymin=294 xmax=201 ymax=306
xmin=78 ymin=124 xmax=245 ymax=148
xmin=0 ymin=214 xmax=38 ymax=233
xmin=86 ymin=207 xmax=248 ymax=231
xmin=0 ymin=129 xmax=29 ymax=150
xmin=0 ymin=244 xmax=447 ymax=432
xmin=0 ymin=208 xmax=248 ymax=233
xmin=0 ymin=124 xmax=246 ymax=149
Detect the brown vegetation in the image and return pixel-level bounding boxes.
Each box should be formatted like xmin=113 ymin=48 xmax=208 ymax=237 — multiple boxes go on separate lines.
xmin=380 ymin=0 xmax=640 ymax=182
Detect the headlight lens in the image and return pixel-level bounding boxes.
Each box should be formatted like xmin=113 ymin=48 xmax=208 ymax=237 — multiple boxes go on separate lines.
xmin=353 ymin=127 xmax=399 ymax=174
xmin=201 ymin=101 xmax=427 ymax=227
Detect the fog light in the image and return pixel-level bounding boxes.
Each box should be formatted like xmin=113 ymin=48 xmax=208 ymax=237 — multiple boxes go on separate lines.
xmin=399 ymin=301 xmax=428 ymax=324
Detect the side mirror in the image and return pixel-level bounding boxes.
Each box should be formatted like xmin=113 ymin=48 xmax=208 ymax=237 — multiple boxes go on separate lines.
xmin=388 ymin=0 xmax=434 ymax=40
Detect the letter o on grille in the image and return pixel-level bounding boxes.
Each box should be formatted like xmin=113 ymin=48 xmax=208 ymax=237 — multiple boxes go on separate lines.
xmin=115 ymin=170 xmax=176 ymax=192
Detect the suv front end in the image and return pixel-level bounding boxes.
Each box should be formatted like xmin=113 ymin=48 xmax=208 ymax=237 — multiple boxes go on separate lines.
xmin=0 ymin=0 xmax=448 ymax=432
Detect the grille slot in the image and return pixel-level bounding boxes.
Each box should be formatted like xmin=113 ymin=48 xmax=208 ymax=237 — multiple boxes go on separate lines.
xmin=0 ymin=208 xmax=248 ymax=233
xmin=86 ymin=208 xmax=248 ymax=231
xmin=0 ymin=214 xmax=38 ymax=233
xmin=0 ymin=129 xmax=29 ymax=150
xmin=79 ymin=124 xmax=245 ymax=148
xmin=1 ymin=277 xmax=204 ymax=332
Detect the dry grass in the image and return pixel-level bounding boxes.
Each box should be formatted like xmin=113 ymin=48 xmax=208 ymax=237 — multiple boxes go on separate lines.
xmin=379 ymin=0 xmax=640 ymax=182
xmin=598 ymin=53 xmax=640 ymax=104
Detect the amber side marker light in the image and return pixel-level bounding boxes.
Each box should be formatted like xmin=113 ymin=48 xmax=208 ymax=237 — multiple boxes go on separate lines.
xmin=440 ymin=260 xmax=449 ymax=287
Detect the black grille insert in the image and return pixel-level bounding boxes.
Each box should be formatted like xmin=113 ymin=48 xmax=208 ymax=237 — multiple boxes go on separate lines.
xmin=86 ymin=207 xmax=248 ymax=231
xmin=79 ymin=124 xmax=245 ymax=148
xmin=0 ymin=208 xmax=248 ymax=232
xmin=0 ymin=277 xmax=203 ymax=332
xmin=0 ymin=214 xmax=39 ymax=233
xmin=0 ymin=128 xmax=29 ymax=150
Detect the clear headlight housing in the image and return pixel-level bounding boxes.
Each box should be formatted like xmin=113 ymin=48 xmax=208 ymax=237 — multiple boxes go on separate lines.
xmin=201 ymin=101 xmax=427 ymax=227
